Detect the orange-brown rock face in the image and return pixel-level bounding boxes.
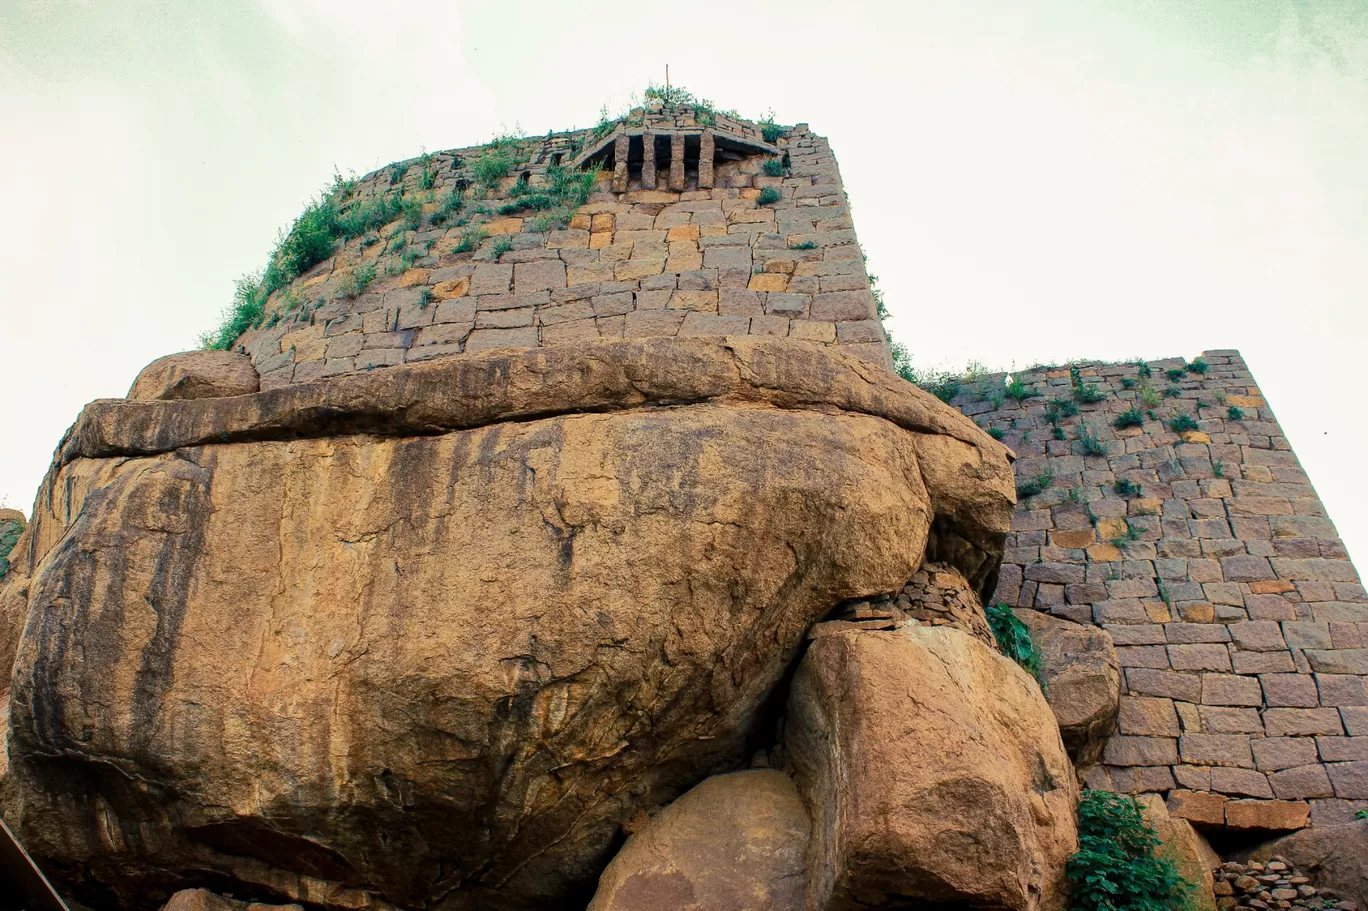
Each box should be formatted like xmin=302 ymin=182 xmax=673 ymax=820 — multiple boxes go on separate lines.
xmin=787 ymin=624 xmax=1079 ymax=911
xmin=0 ymin=338 xmax=1013 ymax=911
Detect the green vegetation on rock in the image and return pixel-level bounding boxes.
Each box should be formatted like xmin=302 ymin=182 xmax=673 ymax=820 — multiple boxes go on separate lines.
xmin=987 ymin=603 xmax=1042 ymax=683
xmin=0 ymin=519 xmax=21 ymax=581
xmin=1067 ymin=790 xmax=1195 ymax=911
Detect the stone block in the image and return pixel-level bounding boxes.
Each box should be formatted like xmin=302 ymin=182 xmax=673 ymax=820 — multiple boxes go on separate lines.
xmin=1118 ymin=696 xmax=1180 ymax=736
xmin=1197 ymin=706 xmax=1263 ymax=733
xmin=1224 ymin=799 xmax=1309 ymax=831
xmin=462 ymin=327 xmax=538 ymax=352
xmin=1201 ymin=674 xmax=1263 ymax=706
xmin=809 ymin=290 xmax=875 ymax=321
xmin=1319 ymin=674 xmax=1368 ymax=705
xmin=469 ymin=263 xmax=514 ymax=295
xmin=1327 ymin=761 xmax=1368 ymax=798
xmin=622 ymin=310 xmax=686 ymax=338
xmin=1127 ymin=668 xmax=1203 ymax=703
xmin=1168 ymin=644 xmax=1231 ymax=672
xmin=1261 ymin=674 xmax=1320 ymax=707
xmin=1263 ymin=708 xmax=1345 ymax=736
xmin=1180 ymin=733 xmax=1254 ymax=768
xmin=1167 ymin=790 xmax=1228 ymax=826
xmin=513 ymin=260 xmax=566 ymax=293
xmin=679 ymin=313 xmax=750 ymax=337
xmin=1210 ymin=768 xmax=1273 ymax=798
xmin=1269 ymin=764 xmax=1334 ymax=799
xmin=1103 ymin=736 xmax=1178 ymax=766
xmin=1221 ymin=555 xmax=1275 ymax=582
xmin=1317 ymin=737 xmax=1368 ymax=762
xmin=1253 ymin=737 xmax=1320 ymax=771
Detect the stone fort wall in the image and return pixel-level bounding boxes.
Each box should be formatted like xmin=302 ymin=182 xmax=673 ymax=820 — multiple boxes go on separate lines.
xmin=953 ymin=350 xmax=1368 ymax=830
xmin=230 ymin=104 xmax=890 ymax=385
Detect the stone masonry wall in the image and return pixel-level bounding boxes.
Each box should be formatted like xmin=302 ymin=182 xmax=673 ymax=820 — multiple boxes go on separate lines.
xmin=231 ymin=105 xmax=889 ymax=385
xmin=954 ymin=350 xmax=1368 ymax=831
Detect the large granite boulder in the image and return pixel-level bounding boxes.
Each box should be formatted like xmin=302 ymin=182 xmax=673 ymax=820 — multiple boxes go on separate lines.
xmin=0 ymin=338 xmax=1013 ymax=911
xmin=1236 ymin=821 xmax=1368 ymax=907
xmin=1014 ymin=608 xmax=1121 ymax=766
xmin=127 ymin=350 xmax=260 ymax=401
xmin=786 ymin=623 xmax=1079 ymax=911
xmin=586 ymin=770 xmax=808 ymax=911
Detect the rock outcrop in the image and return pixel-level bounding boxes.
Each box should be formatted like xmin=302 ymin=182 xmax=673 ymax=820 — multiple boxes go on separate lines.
xmin=127 ymin=350 xmax=260 ymax=401
xmin=585 ymin=770 xmax=808 ymax=911
xmin=0 ymin=337 xmax=1014 ymax=911
xmin=1014 ymin=608 xmax=1121 ymax=767
xmin=1236 ymin=822 xmax=1368 ymax=908
xmin=162 ymin=890 xmax=303 ymax=911
xmin=786 ymin=622 xmax=1079 ymax=911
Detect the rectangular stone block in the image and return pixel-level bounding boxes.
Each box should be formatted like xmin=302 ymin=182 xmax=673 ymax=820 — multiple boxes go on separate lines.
xmin=1117 ymin=696 xmax=1180 ymax=736
xmin=1180 ymin=733 xmax=1254 ymax=767
xmin=1224 ymin=799 xmax=1309 ymax=831
xmin=1167 ymin=789 xmax=1227 ymax=825
xmin=1261 ymin=674 xmax=1320 ymax=707
xmin=1168 ymin=644 xmax=1231 ymax=672
xmin=1210 ymin=767 xmax=1272 ymax=798
xmin=1264 ymin=708 xmax=1345 ymax=736
xmin=1103 ymin=736 xmax=1179 ymax=766
xmin=1253 ymin=737 xmax=1320 ymax=771
xmin=1126 ymin=668 xmax=1203 ymax=703
xmin=1198 ymin=706 xmax=1263 ymax=733
xmin=1326 ymin=761 xmax=1368 ymax=799
xmin=1201 ymin=673 xmax=1263 ymax=706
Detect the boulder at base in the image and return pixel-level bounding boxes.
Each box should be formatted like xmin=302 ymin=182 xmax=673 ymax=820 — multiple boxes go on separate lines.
xmin=786 ymin=623 xmax=1078 ymax=911
xmin=1014 ymin=608 xmax=1121 ymax=766
xmin=162 ymin=889 xmax=303 ymax=911
xmin=586 ymin=770 xmax=808 ymax=911
xmin=127 ymin=349 xmax=259 ymax=401
xmin=1135 ymin=794 xmax=1219 ymax=911
xmin=1236 ymin=821 xmax=1368 ymax=908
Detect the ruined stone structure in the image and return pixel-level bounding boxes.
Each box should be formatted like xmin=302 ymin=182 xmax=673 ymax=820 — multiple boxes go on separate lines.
xmin=231 ymin=105 xmax=890 ymax=388
xmin=956 ymin=351 xmax=1368 ymax=829
xmin=2 ymin=101 xmax=1366 ymax=911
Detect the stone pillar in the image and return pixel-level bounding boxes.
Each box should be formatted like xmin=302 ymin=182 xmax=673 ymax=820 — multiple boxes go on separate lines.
xmin=612 ymin=133 xmax=629 ymax=194
xmin=669 ymin=133 xmax=686 ymax=192
xmin=642 ymin=131 xmax=657 ymax=190
xmin=698 ymin=131 xmax=715 ymax=189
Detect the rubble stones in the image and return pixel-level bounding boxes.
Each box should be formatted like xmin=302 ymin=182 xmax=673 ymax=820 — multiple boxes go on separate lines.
xmin=1214 ymin=856 xmax=1359 ymax=910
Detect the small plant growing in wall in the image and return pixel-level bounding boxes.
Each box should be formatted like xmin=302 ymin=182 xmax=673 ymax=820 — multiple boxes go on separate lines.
xmin=789 ymin=240 xmax=818 ymax=250
xmin=1120 ymin=377 xmax=1137 ymax=389
xmin=984 ymin=426 xmax=1005 ymax=441
xmin=1004 ymin=376 xmax=1036 ymax=402
xmin=757 ymin=186 xmax=783 ymax=205
xmin=1227 ymin=405 xmax=1245 ymax=421
xmin=1136 ymin=361 xmax=1152 ymax=378
xmin=1113 ymin=407 xmax=1145 ymax=430
xmin=1137 ymin=385 xmax=1162 ymax=409
xmin=1165 ymin=367 xmax=1186 ymax=383
xmin=338 ymin=263 xmax=376 ymax=299
xmin=400 ymin=197 xmax=424 ymax=232
xmin=987 ymin=604 xmax=1043 ymax=684
xmin=1073 ymin=383 xmax=1107 ymax=404
xmin=454 ymin=226 xmax=488 ymax=254
xmin=1016 ymin=469 xmax=1055 ymax=499
xmin=1168 ymin=413 xmax=1200 ymax=434
xmin=417 ymin=151 xmax=436 ymax=190
xmin=762 ymin=159 xmax=785 ymax=177
xmin=1067 ymin=790 xmax=1195 ymax=911
xmin=1077 ymin=423 xmax=1108 ymax=457
xmin=491 ymin=236 xmax=514 ymax=261
xmin=416 ymin=288 xmax=432 ymax=309
xmin=1114 ymin=478 xmax=1142 ymax=497
xmin=1186 ymin=357 xmax=1209 ymax=375
xmin=1046 ymin=399 xmax=1080 ymax=424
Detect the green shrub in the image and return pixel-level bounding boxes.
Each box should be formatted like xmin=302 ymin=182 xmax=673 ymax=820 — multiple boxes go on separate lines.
xmin=336 ymin=193 xmax=403 ymax=239
xmin=1016 ymin=470 xmax=1054 ymax=499
xmin=417 ymin=151 xmax=435 ymax=190
xmin=398 ymin=196 xmax=424 ymax=232
xmin=454 ymin=225 xmax=487 ymax=254
xmin=1115 ymin=478 xmax=1142 ymax=497
xmin=1186 ymin=357 xmax=1208 ymax=375
xmin=1166 ymin=367 xmax=1185 ymax=382
xmin=492 ymin=236 xmax=514 ymax=261
xmin=1067 ymin=790 xmax=1194 ymax=911
xmin=1077 ymin=423 xmax=1107 ymax=457
xmin=986 ymin=427 xmax=1005 ymax=441
xmin=1120 ymin=377 xmax=1137 ymax=389
xmin=762 ymin=159 xmax=785 ymax=177
xmin=1164 ymin=385 xmax=1182 ymax=399
xmin=338 ymin=263 xmax=376 ymax=299
xmin=1137 ymin=386 xmax=1162 ymax=409
xmin=1213 ymin=460 xmax=1225 ymax=478
xmin=1045 ymin=399 xmax=1077 ymax=424
xmin=789 ymin=240 xmax=818 ymax=250
xmin=1005 ymin=376 xmax=1036 ymax=402
xmin=1227 ymin=406 xmax=1245 ymax=421
xmin=474 ymin=145 xmax=514 ymax=189
xmin=200 ymin=272 xmax=268 ymax=350
xmin=987 ymin=603 xmax=1042 ymax=682
xmin=1052 ymin=425 xmax=1066 ymax=441
xmin=1113 ymin=407 xmax=1145 ymax=430
xmin=1136 ymin=361 xmax=1152 ymax=379
xmin=757 ymin=186 xmax=782 ymax=205
xmin=416 ymin=288 xmax=432 ymax=309
xmin=1169 ymin=414 xmax=1200 ymax=433
xmin=1074 ymin=383 xmax=1107 ymax=404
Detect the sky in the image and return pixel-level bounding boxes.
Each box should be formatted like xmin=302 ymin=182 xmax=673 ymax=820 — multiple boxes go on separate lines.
xmin=2 ymin=0 xmax=1366 ymax=560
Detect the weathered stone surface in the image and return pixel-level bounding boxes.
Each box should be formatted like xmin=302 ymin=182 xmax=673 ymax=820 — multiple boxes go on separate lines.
xmin=162 ymin=889 xmax=303 ymax=911
xmin=1015 ymin=609 xmax=1121 ymax=765
xmin=128 ymin=350 xmax=260 ymax=401
xmin=1135 ymin=794 xmax=1219 ymax=911
xmin=787 ymin=624 xmax=1078 ymax=911
xmin=585 ymin=770 xmax=808 ymax=911
xmin=1237 ymin=821 xmax=1368 ymax=907
xmin=0 ymin=338 xmax=1012 ymax=911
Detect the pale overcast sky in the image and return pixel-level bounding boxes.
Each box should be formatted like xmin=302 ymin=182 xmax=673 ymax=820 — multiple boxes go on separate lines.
xmin=2 ymin=1 xmax=1366 ymax=561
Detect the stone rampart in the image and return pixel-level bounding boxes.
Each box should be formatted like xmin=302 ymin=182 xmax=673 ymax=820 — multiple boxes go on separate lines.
xmin=955 ymin=350 xmax=1368 ymax=829
xmin=229 ymin=104 xmax=889 ymax=385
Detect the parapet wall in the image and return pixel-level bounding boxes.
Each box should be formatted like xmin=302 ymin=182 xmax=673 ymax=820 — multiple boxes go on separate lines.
xmin=231 ymin=104 xmax=889 ymax=386
xmin=954 ymin=350 xmax=1368 ymax=829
